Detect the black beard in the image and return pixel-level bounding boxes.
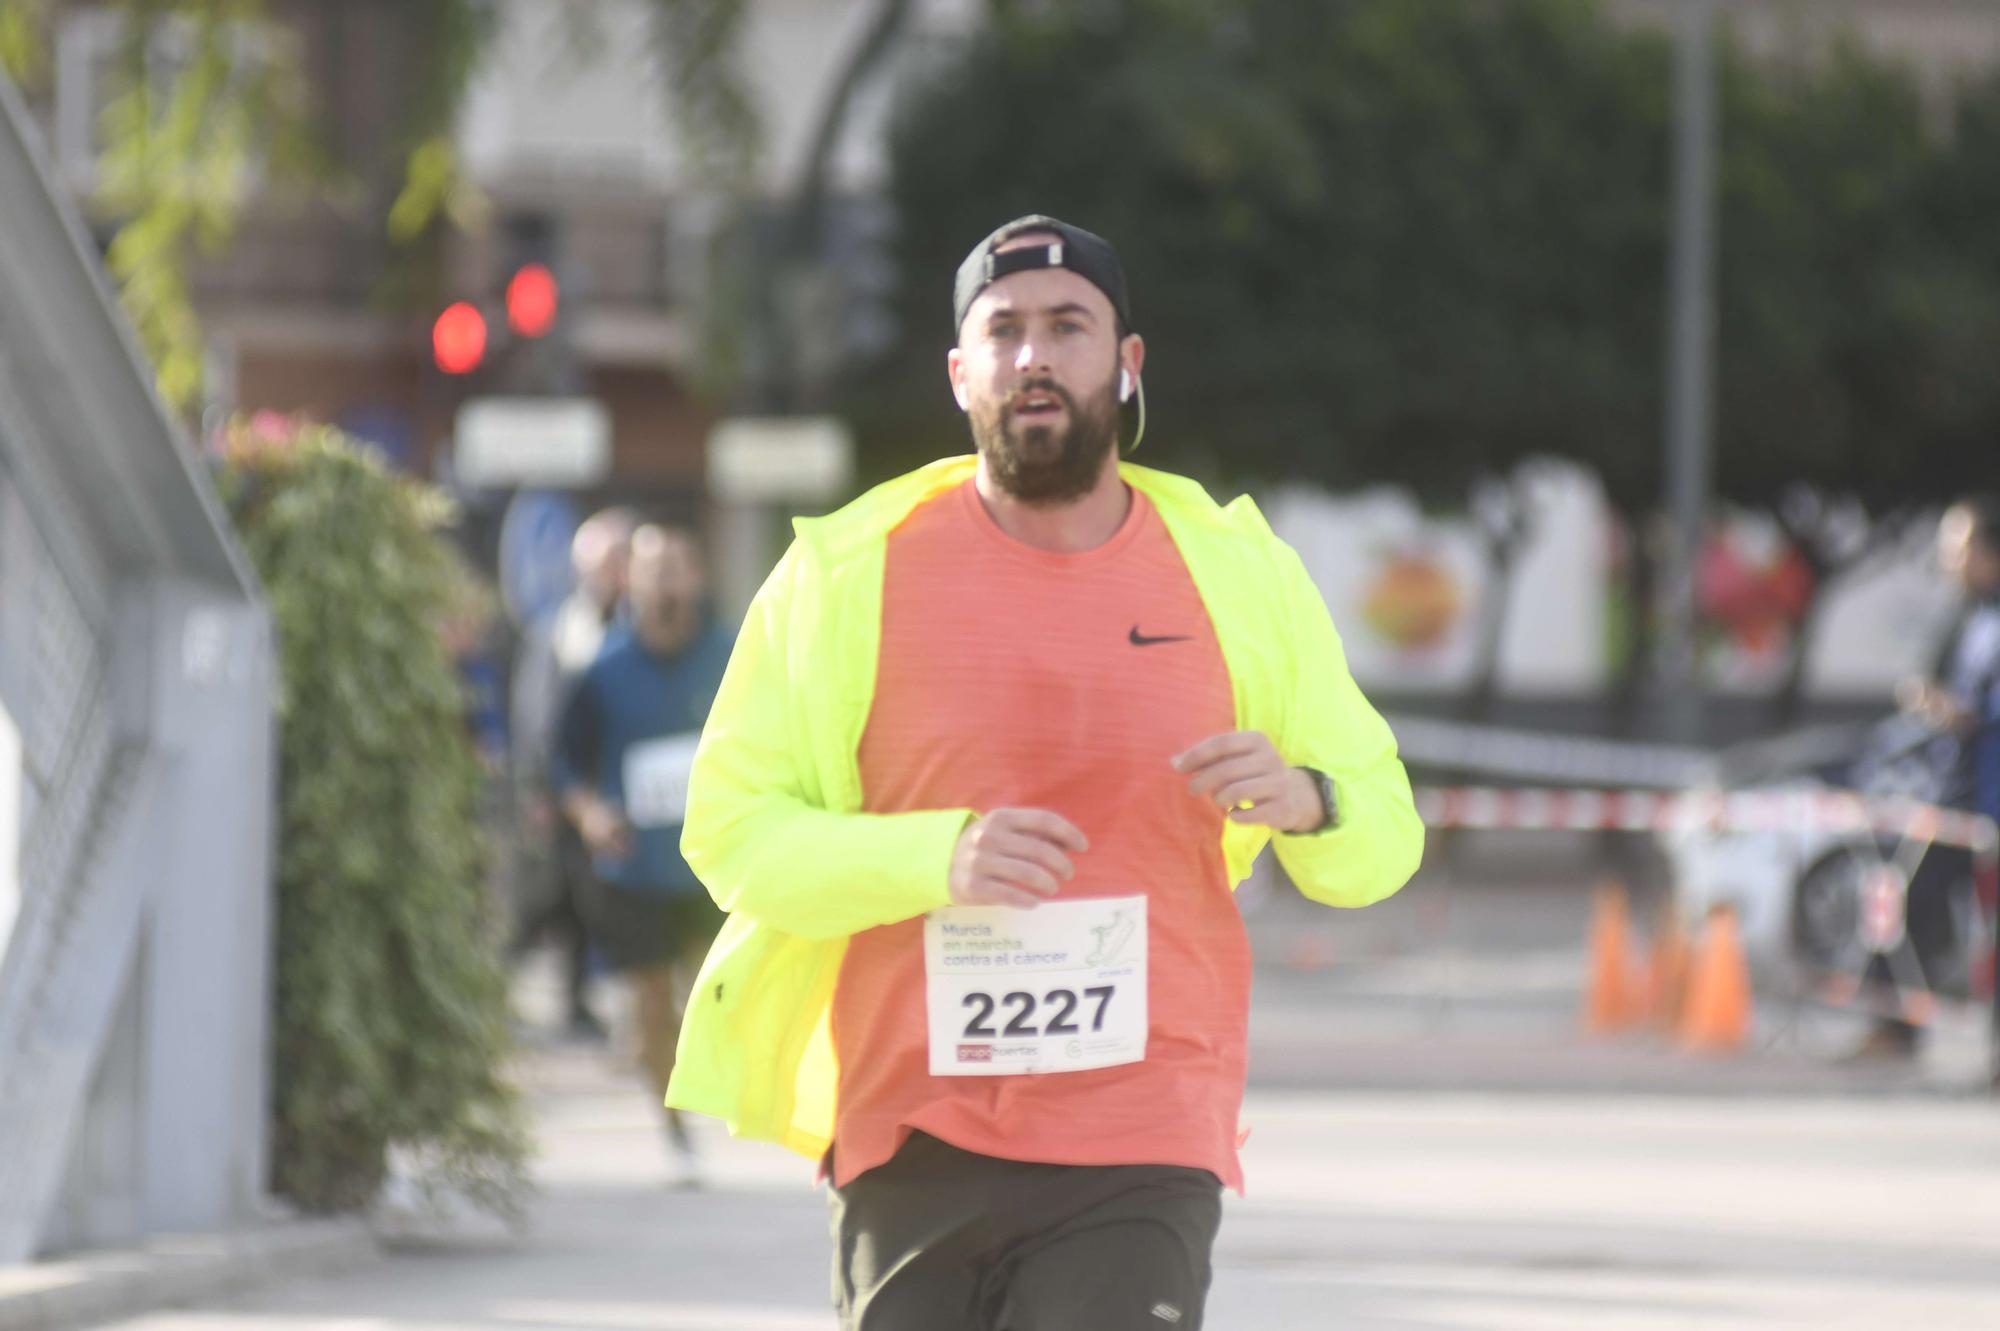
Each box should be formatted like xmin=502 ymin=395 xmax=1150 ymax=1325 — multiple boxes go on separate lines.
xmin=969 ymin=373 xmax=1120 ymax=505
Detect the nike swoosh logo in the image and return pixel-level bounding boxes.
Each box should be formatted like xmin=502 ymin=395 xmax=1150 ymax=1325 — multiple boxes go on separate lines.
xmin=1129 ymin=625 xmax=1194 ymax=647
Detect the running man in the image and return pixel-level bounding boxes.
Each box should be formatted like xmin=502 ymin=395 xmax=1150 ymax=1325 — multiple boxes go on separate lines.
xmin=554 ymin=522 xmax=732 ymax=1184
xmin=669 ymin=215 xmax=1423 ymax=1327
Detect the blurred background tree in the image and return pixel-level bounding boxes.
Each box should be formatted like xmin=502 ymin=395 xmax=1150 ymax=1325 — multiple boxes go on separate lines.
xmin=855 ymin=0 xmax=2000 ymax=714
xmin=5 ymin=0 xmax=1998 ymax=717
xmin=858 ymin=0 xmax=1672 ymax=495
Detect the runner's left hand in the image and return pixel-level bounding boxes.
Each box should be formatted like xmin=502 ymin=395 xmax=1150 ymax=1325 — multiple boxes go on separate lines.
xmin=1172 ymin=731 xmax=1324 ymax=833
xmin=1900 ymin=678 xmax=1974 ymax=734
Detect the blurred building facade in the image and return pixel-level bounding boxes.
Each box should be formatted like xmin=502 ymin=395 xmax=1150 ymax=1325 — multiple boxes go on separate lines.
xmin=1615 ymin=0 xmax=2000 ymax=110
xmin=19 ymin=0 xmax=1997 ymax=510
xmin=0 ymin=77 xmax=274 ymax=1261
xmin=30 ymin=0 xmax=982 ymax=522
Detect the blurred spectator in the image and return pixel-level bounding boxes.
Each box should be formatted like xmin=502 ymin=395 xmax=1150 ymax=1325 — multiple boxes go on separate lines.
xmin=510 ymin=506 xmax=639 ymax=1040
xmin=438 ymin=550 xmax=513 ymax=933
xmin=1904 ymin=497 xmax=2000 ymax=809
xmin=440 ymin=555 xmax=510 ymax=773
xmin=1858 ymin=496 xmax=2000 ymax=1058
xmin=554 ymin=524 xmax=734 ymax=1184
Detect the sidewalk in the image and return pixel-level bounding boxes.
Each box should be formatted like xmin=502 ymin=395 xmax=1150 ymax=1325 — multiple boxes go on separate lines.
xmin=0 ymin=1220 xmax=373 ymax=1331
xmin=67 ymin=1040 xmax=2000 ymax=1331
xmin=9 ymin=869 xmax=1990 ymax=1331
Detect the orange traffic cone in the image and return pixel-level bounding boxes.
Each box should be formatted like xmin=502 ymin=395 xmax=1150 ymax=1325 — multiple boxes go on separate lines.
xmin=1644 ymin=902 xmax=1691 ymax=1029
xmin=1583 ymin=882 xmax=1645 ymax=1033
xmin=1678 ymin=903 xmax=1753 ymax=1053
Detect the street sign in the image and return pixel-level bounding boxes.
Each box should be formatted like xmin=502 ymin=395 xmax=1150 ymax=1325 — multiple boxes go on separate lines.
xmin=707 ymin=417 xmax=854 ymax=503
xmin=498 ymin=490 xmax=580 ymax=629
xmin=454 ymin=397 xmax=610 ymax=490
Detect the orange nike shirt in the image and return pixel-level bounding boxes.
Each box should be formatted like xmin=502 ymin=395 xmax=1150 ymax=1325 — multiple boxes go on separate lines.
xmin=830 ymin=478 xmax=1252 ymax=1191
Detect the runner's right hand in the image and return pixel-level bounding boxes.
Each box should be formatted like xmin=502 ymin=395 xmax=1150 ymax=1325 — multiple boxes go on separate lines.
xmin=949 ymin=809 xmax=1089 ymax=909
xmin=576 ymin=797 xmax=633 ymax=859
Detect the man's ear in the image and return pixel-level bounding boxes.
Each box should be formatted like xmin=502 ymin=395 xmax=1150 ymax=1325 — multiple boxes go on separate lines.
xmin=947 ymin=347 xmax=970 ymax=412
xmin=1121 ymin=332 xmax=1146 ymax=384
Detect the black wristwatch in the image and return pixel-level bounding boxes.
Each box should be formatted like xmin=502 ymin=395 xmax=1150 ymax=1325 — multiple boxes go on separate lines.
xmin=1292 ymin=766 xmax=1339 ymax=835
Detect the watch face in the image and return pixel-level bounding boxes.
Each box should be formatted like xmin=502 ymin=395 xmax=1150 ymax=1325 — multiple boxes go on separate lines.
xmin=1312 ymin=770 xmax=1337 ymax=828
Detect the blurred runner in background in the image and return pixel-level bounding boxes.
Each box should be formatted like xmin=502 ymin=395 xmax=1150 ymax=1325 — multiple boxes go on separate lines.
xmin=511 ymin=507 xmax=638 ymax=1041
xmin=555 ymin=523 xmax=733 ymax=1185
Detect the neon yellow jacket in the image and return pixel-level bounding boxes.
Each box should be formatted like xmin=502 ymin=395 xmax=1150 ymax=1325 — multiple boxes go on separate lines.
xmin=667 ymin=457 xmax=1423 ymax=1158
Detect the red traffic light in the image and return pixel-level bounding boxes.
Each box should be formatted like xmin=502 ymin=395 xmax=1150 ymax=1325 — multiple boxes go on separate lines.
xmin=433 ymin=301 xmax=487 ymax=375
xmin=506 ymin=262 xmax=559 ymax=339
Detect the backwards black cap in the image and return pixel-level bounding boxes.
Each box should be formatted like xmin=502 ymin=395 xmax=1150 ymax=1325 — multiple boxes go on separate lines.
xmin=952 ymin=214 xmax=1133 ymax=337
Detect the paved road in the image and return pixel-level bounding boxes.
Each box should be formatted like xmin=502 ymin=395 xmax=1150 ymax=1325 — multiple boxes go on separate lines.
xmin=83 ymin=865 xmax=1999 ymax=1330
xmin=87 ymin=1039 xmax=2000 ymax=1331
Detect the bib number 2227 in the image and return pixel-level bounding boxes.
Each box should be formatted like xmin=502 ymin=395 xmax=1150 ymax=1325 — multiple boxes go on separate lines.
xmin=924 ymin=896 xmax=1147 ymax=1076
xmin=960 ymin=985 xmax=1116 ymax=1039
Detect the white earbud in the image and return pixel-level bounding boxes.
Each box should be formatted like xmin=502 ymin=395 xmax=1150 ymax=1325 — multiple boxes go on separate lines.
xmin=1119 ymin=369 xmax=1133 ymax=403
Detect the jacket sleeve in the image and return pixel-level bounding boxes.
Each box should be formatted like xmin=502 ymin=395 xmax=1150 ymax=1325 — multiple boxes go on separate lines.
xmin=551 ymin=668 xmax=602 ymax=801
xmin=1973 ymin=679 xmax=2000 ymax=826
xmin=1267 ymin=542 xmax=1425 ymax=908
xmin=680 ymin=544 xmax=970 ymax=941
xmin=508 ymin=624 xmax=559 ymax=794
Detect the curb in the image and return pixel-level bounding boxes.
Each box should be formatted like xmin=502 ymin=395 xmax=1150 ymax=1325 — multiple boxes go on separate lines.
xmin=0 ymin=1218 xmax=378 ymax=1331
xmin=1245 ymin=1028 xmax=2000 ymax=1099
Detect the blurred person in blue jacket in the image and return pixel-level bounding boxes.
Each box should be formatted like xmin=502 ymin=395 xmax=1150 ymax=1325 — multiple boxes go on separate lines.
xmin=438 ymin=551 xmax=515 ymax=931
xmin=1857 ymin=496 xmax=2000 ymax=1059
xmin=554 ymin=522 xmax=734 ymax=1182
xmin=440 ymin=553 xmax=510 ymax=773
xmin=510 ymin=507 xmax=639 ymax=1040
xmin=1905 ymin=497 xmax=2000 ymax=822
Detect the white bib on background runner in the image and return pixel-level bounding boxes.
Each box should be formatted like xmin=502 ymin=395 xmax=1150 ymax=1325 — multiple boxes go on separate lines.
xmin=622 ymin=732 xmax=700 ymax=827
xmin=924 ymin=896 xmax=1147 ymax=1076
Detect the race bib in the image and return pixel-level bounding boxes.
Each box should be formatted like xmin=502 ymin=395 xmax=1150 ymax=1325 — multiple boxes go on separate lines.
xmin=622 ymin=732 xmax=700 ymax=827
xmin=925 ymin=895 xmax=1147 ymax=1076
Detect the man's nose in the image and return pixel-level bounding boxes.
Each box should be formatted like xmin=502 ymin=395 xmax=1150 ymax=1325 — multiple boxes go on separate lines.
xmin=1014 ymin=339 xmax=1049 ymax=374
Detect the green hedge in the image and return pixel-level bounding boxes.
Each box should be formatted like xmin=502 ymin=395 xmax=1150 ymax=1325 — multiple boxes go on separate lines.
xmin=218 ymin=417 xmax=528 ymax=1219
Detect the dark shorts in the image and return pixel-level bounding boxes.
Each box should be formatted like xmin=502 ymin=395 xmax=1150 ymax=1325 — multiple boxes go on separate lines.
xmin=829 ymin=1131 xmax=1223 ymax=1331
xmin=582 ymin=879 xmax=724 ymax=972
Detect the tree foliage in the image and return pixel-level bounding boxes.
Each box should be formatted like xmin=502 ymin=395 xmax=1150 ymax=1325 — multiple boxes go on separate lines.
xmin=0 ymin=0 xmax=762 ymax=413
xmin=865 ymin=0 xmax=2000 ymax=519
xmin=0 ymin=0 xmax=499 ymax=410
xmin=2 ymin=0 xmax=321 ymax=407
xmin=645 ymin=0 xmax=761 ymax=190
xmin=1711 ymin=39 xmax=1997 ymax=518
xmin=868 ymin=0 xmax=1675 ymax=498
xmin=217 ymin=418 xmax=529 ymax=1219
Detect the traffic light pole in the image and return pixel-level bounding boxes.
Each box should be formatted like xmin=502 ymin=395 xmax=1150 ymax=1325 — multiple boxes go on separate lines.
xmin=1659 ymin=0 xmax=1718 ymax=741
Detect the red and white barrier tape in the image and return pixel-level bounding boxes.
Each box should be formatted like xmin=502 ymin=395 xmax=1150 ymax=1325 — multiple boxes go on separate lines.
xmin=1411 ymin=784 xmax=2000 ymax=1009
xmin=1387 ymin=714 xmax=1709 ymax=789
xmin=1412 ymin=784 xmax=2000 ymax=855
